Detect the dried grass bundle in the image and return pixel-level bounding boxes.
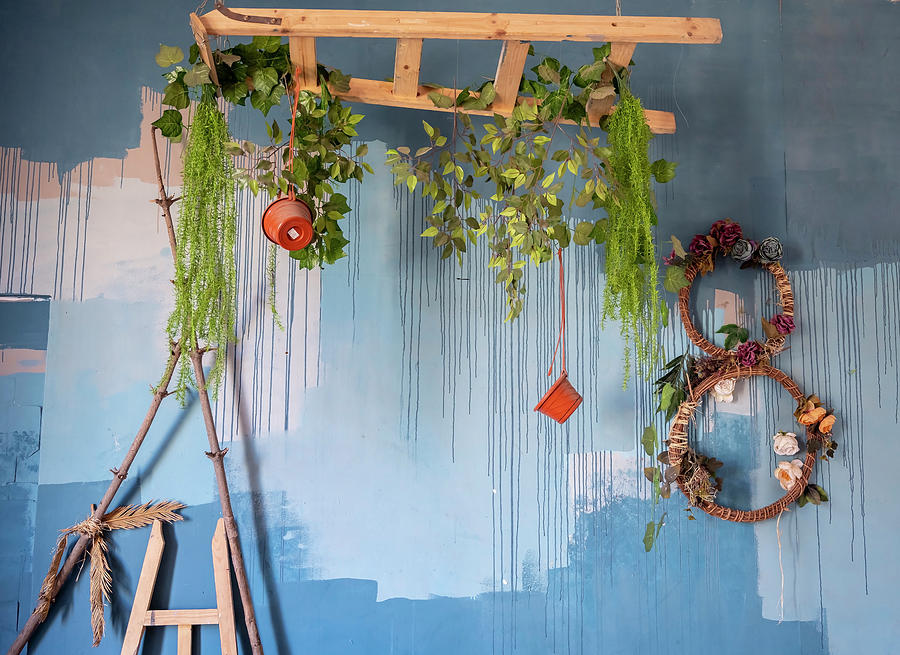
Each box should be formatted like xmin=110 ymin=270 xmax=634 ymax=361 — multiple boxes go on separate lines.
xmin=36 ymin=500 xmax=185 ymax=647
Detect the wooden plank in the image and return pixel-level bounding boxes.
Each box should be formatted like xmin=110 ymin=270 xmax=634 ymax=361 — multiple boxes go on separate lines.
xmin=289 ymin=36 xmax=318 ymax=89
xmin=211 ymin=519 xmax=238 ymax=655
xmin=199 ymin=10 xmax=722 ymax=44
xmin=586 ymin=42 xmax=637 ymax=120
xmin=298 ymin=76 xmax=675 ymax=133
xmin=393 ymin=38 xmax=424 ymax=99
xmin=492 ymin=41 xmax=530 ymax=112
xmin=120 ymin=521 xmax=166 ymax=655
xmin=144 ymin=609 xmax=220 ymax=626
xmin=177 ymin=625 xmax=192 ymax=655
xmin=190 ymin=12 xmax=220 ymax=86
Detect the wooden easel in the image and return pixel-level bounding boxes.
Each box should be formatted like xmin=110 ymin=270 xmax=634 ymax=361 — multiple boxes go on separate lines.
xmin=120 ymin=519 xmax=237 ymax=655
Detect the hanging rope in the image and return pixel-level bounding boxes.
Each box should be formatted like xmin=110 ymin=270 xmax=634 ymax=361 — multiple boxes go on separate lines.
xmin=287 ymin=66 xmax=303 ymax=200
xmin=547 ymin=249 xmax=568 ymax=376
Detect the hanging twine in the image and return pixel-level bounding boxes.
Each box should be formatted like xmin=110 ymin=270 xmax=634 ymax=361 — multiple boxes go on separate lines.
xmin=36 ymin=501 xmax=185 ymax=646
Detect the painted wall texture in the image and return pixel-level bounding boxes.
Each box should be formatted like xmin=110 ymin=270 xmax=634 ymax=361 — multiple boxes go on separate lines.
xmin=1 ymin=1 xmax=899 ymax=654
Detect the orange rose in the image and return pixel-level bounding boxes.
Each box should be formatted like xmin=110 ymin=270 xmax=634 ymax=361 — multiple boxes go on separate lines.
xmin=798 ymin=406 xmax=826 ymax=426
xmin=819 ymin=414 xmax=836 ymax=434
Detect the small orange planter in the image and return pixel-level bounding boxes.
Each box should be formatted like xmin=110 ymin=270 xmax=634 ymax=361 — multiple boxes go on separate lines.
xmin=534 ymin=371 xmax=583 ymax=423
xmin=262 ymin=197 xmax=314 ymax=250
xmin=535 ymin=249 xmax=582 ymax=424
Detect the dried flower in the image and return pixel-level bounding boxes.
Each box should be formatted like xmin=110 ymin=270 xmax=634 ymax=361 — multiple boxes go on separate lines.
xmin=798 ymin=406 xmax=827 ymax=426
xmin=773 ymin=431 xmax=800 ymax=456
xmin=663 ymin=249 xmax=677 ymax=266
xmin=710 ymin=219 xmax=743 ymax=249
xmin=774 ymin=459 xmax=805 ymax=491
xmin=758 ymin=237 xmax=784 ymax=263
xmin=712 ymin=378 xmax=736 ymax=402
xmin=735 ymin=341 xmax=762 ymax=366
xmin=819 ymin=414 xmax=836 ymax=434
xmin=730 ymin=239 xmax=756 ymax=262
xmin=689 ymin=234 xmax=713 ymax=255
xmin=770 ymin=313 xmax=795 ymax=335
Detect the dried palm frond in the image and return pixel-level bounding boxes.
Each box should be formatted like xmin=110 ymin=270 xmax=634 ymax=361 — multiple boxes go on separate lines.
xmin=34 ymin=500 xmax=185 ymax=648
xmin=102 ymin=500 xmax=185 ymax=531
xmin=89 ymin=537 xmax=112 ymax=646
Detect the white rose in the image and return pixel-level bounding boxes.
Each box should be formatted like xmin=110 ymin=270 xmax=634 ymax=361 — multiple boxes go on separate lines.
xmin=773 ymin=431 xmax=799 ymax=456
xmin=774 ymin=459 xmax=804 ymax=491
xmin=712 ymin=378 xmax=736 ymax=403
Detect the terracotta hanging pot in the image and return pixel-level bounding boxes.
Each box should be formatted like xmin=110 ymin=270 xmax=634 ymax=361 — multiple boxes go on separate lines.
xmin=261 ymin=65 xmax=314 ymax=251
xmin=534 ymin=249 xmax=582 ymax=424
xmin=262 ymin=196 xmax=314 ymax=250
xmin=534 ymin=370 xmax=583 ymax=423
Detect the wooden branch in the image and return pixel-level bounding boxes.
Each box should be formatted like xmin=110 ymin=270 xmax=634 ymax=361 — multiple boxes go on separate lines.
xmin=392 ymin=38 xmax=424 ymax=99
xmin=492 ymin=40 xmax=530 ymax=112
xmin=188 ymin=349 xmax=264 ymax=655
xmin=5 ymin=344 xmax=182 ymax=655
xmin=289 ymin=36 xmax=317 ymax=89
xmin=301 ymin=76 xmax=675 ymax=133
xmin=200 ymin=9 xmax=722 ymax=44
xmin=190 ymin=12 xmax=220 ymax=86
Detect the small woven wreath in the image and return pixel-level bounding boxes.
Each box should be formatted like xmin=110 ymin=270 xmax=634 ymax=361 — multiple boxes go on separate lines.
xmin=666 ymin=365 xmax=833 ymax=523
xmin=664 ymin=219 xmax=795 ymax=365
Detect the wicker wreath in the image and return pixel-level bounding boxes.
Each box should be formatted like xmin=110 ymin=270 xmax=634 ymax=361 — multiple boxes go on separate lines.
xmin=665 ymin=220 xmax=795 ymax=364
xmin=679 ymin=259 xmax=794 ymax=359
xmin=667 ymin=365 xmax=818 ymax=523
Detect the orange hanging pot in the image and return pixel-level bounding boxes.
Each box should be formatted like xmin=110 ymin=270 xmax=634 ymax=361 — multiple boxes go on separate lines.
xmin=261 ymin=65 xmax=314 ymax=251
xmin=262 ymin=196 xmax=314 ymax=250
xmin=534 ymin=249 xmax=582 ymax=424
xmin=534 ymin=370 xmax=583 ymax=423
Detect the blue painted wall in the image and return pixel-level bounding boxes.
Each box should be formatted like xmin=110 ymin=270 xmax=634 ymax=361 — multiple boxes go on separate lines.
xmin=1 ymin=1 xmax=899 ymax=654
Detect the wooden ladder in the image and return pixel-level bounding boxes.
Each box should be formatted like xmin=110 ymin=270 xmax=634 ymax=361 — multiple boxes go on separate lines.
xmin=120 ymin=519 xmax=237 ymax=655
xmin=189 ymin=8 xmax=723 ymax=135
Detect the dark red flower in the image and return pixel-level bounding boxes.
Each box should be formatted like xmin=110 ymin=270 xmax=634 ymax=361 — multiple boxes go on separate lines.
xmin=689 ymin=234 xmax=713 ymax=254
xmin=770 ymin=314 xmax=795 ymax=335
xmin=735 ymin=341 xmax=763 ymax=367
xmin=710 ymin=219 xmax=743 ymax=249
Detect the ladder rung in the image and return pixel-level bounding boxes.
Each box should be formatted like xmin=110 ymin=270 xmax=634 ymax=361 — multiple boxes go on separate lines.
xmin=144 ymin=609 xmax=220 ymax=626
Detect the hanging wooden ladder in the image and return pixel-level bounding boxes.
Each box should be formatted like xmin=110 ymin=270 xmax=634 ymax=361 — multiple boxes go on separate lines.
xmin=190 ymin=8 xmax=722 ymax=134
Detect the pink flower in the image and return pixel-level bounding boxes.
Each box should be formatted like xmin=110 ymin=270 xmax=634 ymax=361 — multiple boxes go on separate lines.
xmin=663 ymin=249 xmax=676 ymax=265
xmin=710 ymin=219 xmax=743 ymax=249
xmin=735 ymin=341 xmax=762 ymax=366
xmin=770 ymin=314 xmax=795 ymax=335
xmin=689 ymin=234 xmax=713 ymax=254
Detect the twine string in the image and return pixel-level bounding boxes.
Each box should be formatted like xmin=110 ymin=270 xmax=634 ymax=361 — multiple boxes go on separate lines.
xmin=286 ymin=66 xmax=303 ymax=200
xmin=547 ymin=249 xmax=567 ymax=376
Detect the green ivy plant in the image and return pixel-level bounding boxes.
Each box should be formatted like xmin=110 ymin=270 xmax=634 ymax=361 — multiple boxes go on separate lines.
xmin=385 ymin=46 xmax=676 ymax=383
xmin=153 ymin=38 xmax=371 ymax=270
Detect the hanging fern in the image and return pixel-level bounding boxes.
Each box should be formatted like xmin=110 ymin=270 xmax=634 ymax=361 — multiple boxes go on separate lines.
xmin=166 ymin=100 xmax=237 ymax=400
xmin=601 ymin=89 xmax=664 ymax=385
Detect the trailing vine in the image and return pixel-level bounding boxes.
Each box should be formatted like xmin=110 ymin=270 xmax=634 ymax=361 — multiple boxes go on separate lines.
xmin=165 ymin=99 xmax=237 ymax=399
xmin=386 ymin=47 xmax=675 ymax=382
xmin=153 ymin=39 xmax=371 ymax=270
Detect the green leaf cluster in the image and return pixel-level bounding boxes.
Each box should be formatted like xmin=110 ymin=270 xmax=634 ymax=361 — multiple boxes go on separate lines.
xmin=153 ymin=43 xmax=372 ymax=273
xmin=716 ymin=323 xmax=749 ymax=351
xmin=387 ymin=49 xmax=675 ymax=335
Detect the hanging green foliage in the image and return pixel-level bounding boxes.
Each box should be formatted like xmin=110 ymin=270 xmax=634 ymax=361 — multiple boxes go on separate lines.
xmin=386 ymin=48 xmax=675 ymax=382
xmin=166 ymin=99 xmax=237 ymax=400
xmin=600 ymin=89 xmax=665 ymax=384
xmin=153 ymin=40 xmax=371 ymax=272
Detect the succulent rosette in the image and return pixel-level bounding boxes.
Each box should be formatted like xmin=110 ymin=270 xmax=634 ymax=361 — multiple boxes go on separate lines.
xmin=757 ymin=237 xmax=784 ymax=263
xmin=730 ymin=238 xmax=756 ymax=263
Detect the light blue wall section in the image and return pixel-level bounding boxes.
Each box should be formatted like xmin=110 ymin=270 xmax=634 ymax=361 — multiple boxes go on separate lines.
xmin=1 ymin=1 xmax=899 ymax=654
